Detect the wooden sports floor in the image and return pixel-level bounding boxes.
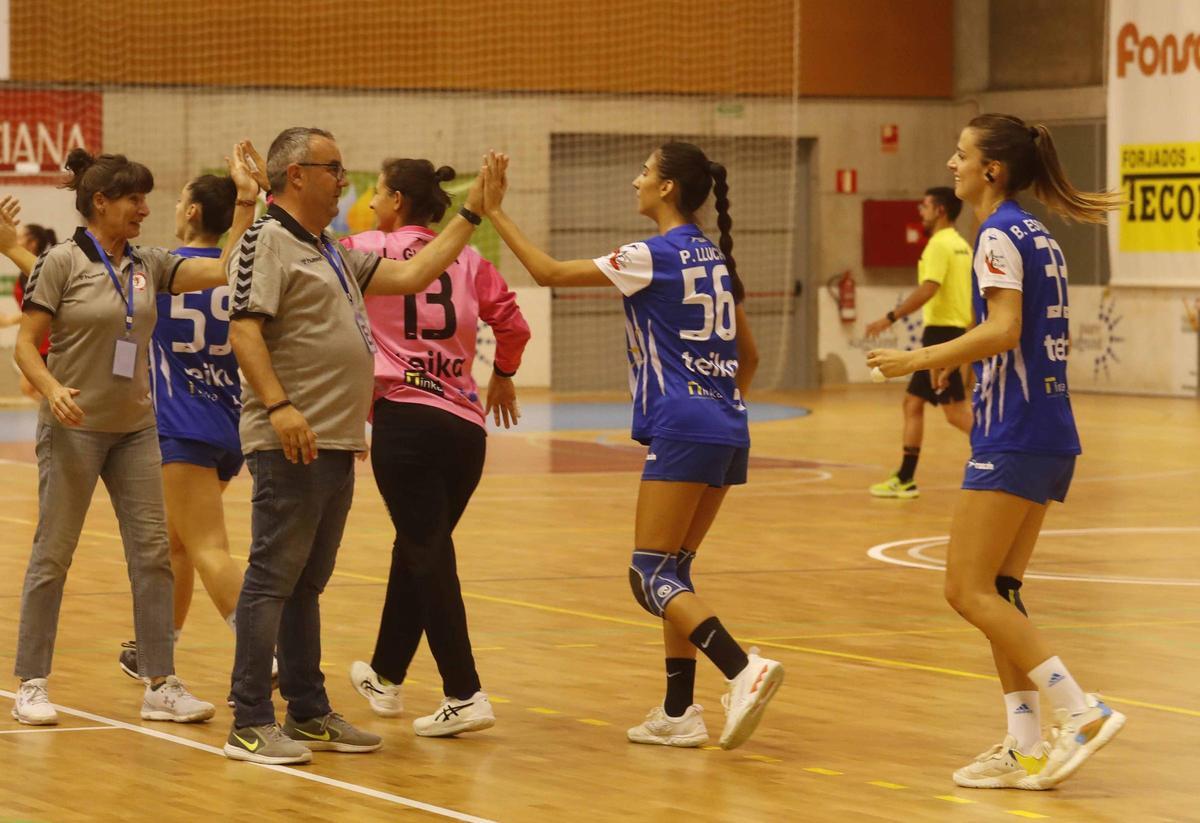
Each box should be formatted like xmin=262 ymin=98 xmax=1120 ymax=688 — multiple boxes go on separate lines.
xmin=0 ymin=385 xmax=1196 ymax=822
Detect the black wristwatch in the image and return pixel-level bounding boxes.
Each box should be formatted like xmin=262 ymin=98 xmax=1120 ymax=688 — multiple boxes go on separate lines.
xmin=886 ymin=310 xmax=897 ymax=323
xmin=493 ymin=365 xmax=516 ymax=378
xmin=459 ymin=206 xmax=482 ymax=226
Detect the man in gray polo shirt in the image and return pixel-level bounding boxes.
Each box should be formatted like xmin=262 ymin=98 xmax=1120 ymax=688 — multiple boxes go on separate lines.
xmin=224 ymin=127 xmax=494 ymax=764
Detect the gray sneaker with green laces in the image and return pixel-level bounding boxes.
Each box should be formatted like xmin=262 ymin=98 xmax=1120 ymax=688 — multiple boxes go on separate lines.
xmin=223 ymin=723 xmax=313 ymax=765
xmin=283 ymin=712 xmax=383 ymax=753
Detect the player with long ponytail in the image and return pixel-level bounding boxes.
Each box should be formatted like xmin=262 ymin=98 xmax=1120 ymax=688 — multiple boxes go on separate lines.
xmin=480 ymin=142 xmax=779 ymax=752
xmin=868 ymin=114 xmax=1125 ymax=790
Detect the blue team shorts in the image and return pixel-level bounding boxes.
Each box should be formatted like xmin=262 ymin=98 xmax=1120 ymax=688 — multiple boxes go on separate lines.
xmin=961 ymin=452 xmax=1076 ymax=504
xmin=160 ymin=436 xmax=245 ymax=482
xmin=641 ymin=437 xmax=749 ymax=488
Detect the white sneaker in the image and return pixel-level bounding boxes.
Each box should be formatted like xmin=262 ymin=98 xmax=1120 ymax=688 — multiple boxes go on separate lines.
xmin=627 ymin=704 xmax=709 ymax=747
xmin=952 ymin=734 xmax=1052 ymax=789
xmin=141 ymin=676 xmax=216 ymax=723
xmin=12 ymin=678 xmax=58 ymax=726
xmin=718 ymin=647 xmax=784 ymax=750
xmin=1035 ymin=694 xmax=1126 ymax=788
xmin=349 ymin=660 xmax=403 ymax=717
xmin=413 ymin=692 xmax=495 ymax=737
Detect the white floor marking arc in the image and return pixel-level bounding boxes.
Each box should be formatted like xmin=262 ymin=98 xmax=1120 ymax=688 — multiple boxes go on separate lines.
xmin=868 ymin=527 xmax=1200 ymax=586
xmin=0 ymin=690 xmax=499 ymax=823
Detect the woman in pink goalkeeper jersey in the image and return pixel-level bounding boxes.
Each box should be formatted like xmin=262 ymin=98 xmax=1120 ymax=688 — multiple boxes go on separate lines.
xmin=341 ymin=158 xmax=530 ymax=738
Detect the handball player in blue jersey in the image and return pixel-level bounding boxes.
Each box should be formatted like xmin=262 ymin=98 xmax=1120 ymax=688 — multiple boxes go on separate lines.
xmin=482 ymin=144 xmax=781 ymax=751
xmin=118 ymin=170 xmax=257 ymax=679
xmin=869 ymin=114 xmax=1125 ymax=789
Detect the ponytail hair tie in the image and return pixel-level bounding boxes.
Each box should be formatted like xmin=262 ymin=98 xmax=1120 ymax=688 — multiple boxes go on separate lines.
xmin=1029 ymin=126 xmax=1039 ymax=141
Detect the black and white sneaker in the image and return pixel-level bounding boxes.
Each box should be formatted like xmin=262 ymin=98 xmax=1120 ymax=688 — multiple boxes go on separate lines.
xmin=118 ymin=640 xmax=146 ymax=682
xmin=412 ymin=692 xmax=494 ymax=737
xmin=349 ymin=660 xmax=403 ymax=717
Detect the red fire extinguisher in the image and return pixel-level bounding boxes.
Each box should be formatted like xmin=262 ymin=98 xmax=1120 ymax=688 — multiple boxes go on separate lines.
xmin=826 ymin=271 xmax=857 ymax=323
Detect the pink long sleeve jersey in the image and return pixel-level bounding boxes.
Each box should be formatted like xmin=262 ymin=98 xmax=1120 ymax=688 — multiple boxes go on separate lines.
xmin=342 ymin=227 xmax=531 ymax=429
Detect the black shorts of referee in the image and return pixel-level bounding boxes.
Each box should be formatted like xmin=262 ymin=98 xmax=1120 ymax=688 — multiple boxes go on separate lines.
xmin=906 ymin=325 xmax=968 ymax=405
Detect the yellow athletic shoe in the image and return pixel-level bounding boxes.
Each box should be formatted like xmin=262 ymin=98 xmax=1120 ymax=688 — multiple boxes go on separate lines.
xmin=869 ymin=475 xmax=919 ymax=499
xmin=952 ymin=734 xmax=1051 ymax=790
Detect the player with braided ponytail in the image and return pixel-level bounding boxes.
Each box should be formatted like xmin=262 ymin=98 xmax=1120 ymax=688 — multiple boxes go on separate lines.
xmin=481 ymin=142 xmax=778 ymax=752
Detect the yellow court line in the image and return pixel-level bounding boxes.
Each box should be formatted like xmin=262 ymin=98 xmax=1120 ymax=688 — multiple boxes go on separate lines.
xmin=755 ymin=617 xmax=1200 ymax=641
xmin=867 ymin=781 xmax=907 ymax=790
xmin=804 ymin=767 xmax=843 ymax=776
xmin=577 ymin=718 xmax=610 ymax=727
xmin=21 ymin=514 xmax=1200 ymax=719
xmin=1006 ymin=812 xmax=1049 ymax=820
xmin=315 ymin=563 xmax=1200 ymax=718
xmin=935 ymin=795 xmax=974 ymax=805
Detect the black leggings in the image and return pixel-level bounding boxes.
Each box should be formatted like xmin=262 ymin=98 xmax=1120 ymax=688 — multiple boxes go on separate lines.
xmin=369 ymin=399 xmax=486 ymax=700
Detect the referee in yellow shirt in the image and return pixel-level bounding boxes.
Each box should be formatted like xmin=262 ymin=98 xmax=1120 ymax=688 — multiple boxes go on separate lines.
xmin=866 ymin=187 xmax=973 ymax=499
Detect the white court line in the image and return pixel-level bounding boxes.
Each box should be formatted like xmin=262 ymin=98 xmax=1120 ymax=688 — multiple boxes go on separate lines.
xmin=868 ymin=527 xmax=1200 ymax=586
xmin=0 ymin=690 xmax=498 ymax=823
xmin=0 ymin=734 xmax=121 ymax=739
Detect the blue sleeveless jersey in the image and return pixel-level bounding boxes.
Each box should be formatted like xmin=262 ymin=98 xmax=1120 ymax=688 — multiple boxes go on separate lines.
xmin=592 ymin=224 xmax=749 ymax=448
xmin=970 ymin=201 xmax=1080 ymax=456
xmin=150 ymin=246 xmax=241 ymax=453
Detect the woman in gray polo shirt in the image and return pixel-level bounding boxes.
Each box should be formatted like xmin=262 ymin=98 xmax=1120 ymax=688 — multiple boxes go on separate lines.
xmin=2 ymin=144 xmax=260 ymax=726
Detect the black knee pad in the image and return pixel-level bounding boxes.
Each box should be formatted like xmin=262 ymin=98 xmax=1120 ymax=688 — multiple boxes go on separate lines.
xmin=995 ymin=575 xmax=1028 ymax=617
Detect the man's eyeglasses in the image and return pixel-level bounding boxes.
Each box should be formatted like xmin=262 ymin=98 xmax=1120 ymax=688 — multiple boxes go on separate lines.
xmin=299 ymin=161 xmax=347 ymax=181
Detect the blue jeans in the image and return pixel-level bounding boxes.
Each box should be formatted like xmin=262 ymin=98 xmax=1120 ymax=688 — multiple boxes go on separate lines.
xmin=230 ymin=449 xmax=355 ymax=727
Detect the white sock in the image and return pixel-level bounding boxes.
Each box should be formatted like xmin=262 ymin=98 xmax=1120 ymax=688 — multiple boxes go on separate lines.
xmin=225 ymin=612 xmax=237 ymax=632
xmin=1003 ymin=690 xmax=1042 ymax=752
xmin=1027 ymin=656 xmax=1088 ymax=715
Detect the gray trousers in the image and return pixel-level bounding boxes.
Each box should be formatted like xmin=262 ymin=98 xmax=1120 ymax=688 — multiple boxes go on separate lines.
xmin=14 ymin=423 xmax=174 ymax=680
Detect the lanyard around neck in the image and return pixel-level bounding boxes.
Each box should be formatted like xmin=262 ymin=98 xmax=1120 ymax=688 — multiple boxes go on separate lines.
xmin=317 ymin=238 xmax=352 ymax=301
xmin=85 ymin=230 xmax=134 ymax=333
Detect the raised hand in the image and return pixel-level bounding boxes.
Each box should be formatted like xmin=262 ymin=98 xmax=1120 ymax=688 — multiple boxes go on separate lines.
xmin=241 ymin=140 xmax=270 ymax=194
xmin=0 ymin=195 xmax=22 ymax=251
xmin=227 ymin=141 xmax=261 ymax=200
xmin=482 ymin=151 xmax=508 ymax=215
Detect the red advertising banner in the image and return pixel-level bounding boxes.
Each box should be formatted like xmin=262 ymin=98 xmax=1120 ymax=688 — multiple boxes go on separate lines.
xmin=0 ymin=90 xmax=102 ymax=182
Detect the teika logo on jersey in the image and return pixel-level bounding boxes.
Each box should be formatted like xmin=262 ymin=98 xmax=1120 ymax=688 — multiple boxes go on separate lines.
xmin=1042 ymin=333 xmax=1069 ymax=362
xmin=185 ymin=362 xmax=235 ymax=391
xmin=681 ymin=351 xmax=738 ymax=378
xmin=409 ymin=350 xmax=466 ymax=379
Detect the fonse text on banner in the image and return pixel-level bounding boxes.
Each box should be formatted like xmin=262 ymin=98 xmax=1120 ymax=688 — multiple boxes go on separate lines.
xmin=1107 ymin=3 xmax=1200 ymax=286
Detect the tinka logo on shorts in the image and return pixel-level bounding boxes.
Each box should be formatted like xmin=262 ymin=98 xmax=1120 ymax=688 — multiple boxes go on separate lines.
xmin=967 ymin=459 xmax=994 ymax=471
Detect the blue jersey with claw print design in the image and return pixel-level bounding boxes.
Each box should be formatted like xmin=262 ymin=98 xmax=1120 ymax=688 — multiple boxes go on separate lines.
xmin=591 ymin=223 xmax=749 ymax=448
xmin=969 ymin=200 xmax=1080 ymax=456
